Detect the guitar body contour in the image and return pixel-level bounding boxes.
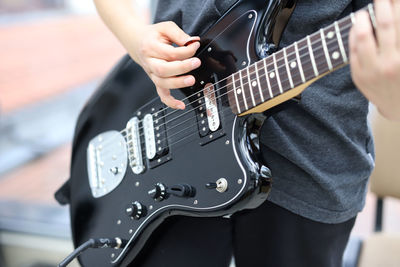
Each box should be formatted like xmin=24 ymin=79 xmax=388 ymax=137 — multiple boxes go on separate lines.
xmin=68 ymin=0 xmax=296 ymax=266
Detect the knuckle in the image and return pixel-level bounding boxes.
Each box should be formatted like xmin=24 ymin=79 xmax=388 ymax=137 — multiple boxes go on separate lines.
xmin=166 ymin=21 xmax=177 ymax=28
xmin=380 ymin=61 xmax=397 ymax=79
xmin=153 ymin=64 xmax=166 ymax=77
xmin=355 ymin=28 xmax=370 ymax=41
xmin=377 ymin=15 xmax=394 ymax=29
xmin=166 ymin=52 xmax=177 ymax=61
xmin=160 ymin=21 xmax=176 ymax=30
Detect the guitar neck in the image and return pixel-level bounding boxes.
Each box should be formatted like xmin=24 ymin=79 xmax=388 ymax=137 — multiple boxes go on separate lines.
xmin=228 ymin=4 xmax=376 ymax=115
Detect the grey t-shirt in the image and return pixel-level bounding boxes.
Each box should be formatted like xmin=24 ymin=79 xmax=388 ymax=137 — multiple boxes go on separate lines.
xmin=154 ymin=0 xmax=374 ymax=224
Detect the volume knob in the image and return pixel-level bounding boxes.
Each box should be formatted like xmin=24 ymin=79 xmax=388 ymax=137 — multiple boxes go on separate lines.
xmin=148 ymin=183 xmax=167 ymax=201
xmin=125 ymin=201 xmax=146 ymax=220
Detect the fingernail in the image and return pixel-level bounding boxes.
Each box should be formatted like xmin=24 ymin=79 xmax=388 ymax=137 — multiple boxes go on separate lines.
xmin=191 ymin=58 xmax=201 ymax=68
xmin=185 ymin=36 xmax=200 ymax=46
xmin=188 ymin=36 xmax=200 ymax=41
xmin=177 ymin=102 xmax=185 ymax=109
xmin=193 ymin=41 xmax=201 ymax=49
xmin=184 ymin=76 xmax=195 ymax=86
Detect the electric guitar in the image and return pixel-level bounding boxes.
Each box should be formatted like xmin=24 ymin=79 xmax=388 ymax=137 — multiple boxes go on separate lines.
xmin=62 ymin=0 xmax=376 ymax=265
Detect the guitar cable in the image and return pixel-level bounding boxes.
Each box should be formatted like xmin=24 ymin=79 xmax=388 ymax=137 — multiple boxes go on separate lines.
xmin=58 ymin=237 xmax=127 ymax=267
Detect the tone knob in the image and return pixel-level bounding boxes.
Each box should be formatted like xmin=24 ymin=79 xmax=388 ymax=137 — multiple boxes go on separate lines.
xmin=125 ymin=201 xmax=146 ymax=220
xmin=148 ymin=183 xmax=167 ymax=201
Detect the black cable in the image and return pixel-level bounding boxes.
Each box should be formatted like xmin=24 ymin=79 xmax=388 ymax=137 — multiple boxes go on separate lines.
xmin=59 ymin=237 xmax=126 ymax=267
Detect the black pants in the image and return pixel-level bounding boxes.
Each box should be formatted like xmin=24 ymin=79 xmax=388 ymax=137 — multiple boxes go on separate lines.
xmin=131 ymin=200 xmax=356 ymax=267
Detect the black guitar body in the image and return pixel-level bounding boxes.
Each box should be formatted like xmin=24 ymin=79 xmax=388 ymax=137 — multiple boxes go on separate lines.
xmin=67 ymin=0 xmax=296 ymax=266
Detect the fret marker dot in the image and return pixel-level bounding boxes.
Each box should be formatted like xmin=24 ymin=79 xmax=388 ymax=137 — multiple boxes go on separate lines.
xmin=269 ymin=72 xmax=275 ymax=79
xmin=252 ymin=81 xmax=257 ymax=87
xmin=332 ymin=51 xmax=340 ymax=60
xmin=236 ymin=89 xmax=242 ymax=95
xmin=327 ymin=31 xmax=335 ymax=39
xmin=290 ymin=61 xmax=297 ymax=69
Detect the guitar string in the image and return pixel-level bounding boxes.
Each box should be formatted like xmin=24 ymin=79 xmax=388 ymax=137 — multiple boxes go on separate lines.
xmin=100 ymin=37 xmax=350 ymax=157
xmin=133 ymin=10 xmax=358 ymax=128
xmin=99 ymin=34 xmax=351 ymax=157
xmin=132 ymin=42 xmax=349 ymax=154
xmin=129 ymin=18 xmax=354 ymax=136
xmin=95 ymin=3 xmax=363 ymax=153
xmin=148 ymin=4 xmax=371 ymax=125
xmin=111 ymin=6 xmax=370 ymax=150
xmin=98 ymin=28 xmax=353 ymax=155
xmin=124 ymin=28 xmax=353 ymax=145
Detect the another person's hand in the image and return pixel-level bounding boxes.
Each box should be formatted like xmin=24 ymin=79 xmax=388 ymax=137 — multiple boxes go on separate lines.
xmin=350 ymin=0 xmax=400 ymax=121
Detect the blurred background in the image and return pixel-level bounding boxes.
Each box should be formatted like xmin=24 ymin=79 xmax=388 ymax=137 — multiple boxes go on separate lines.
xmin=0 ymin=1 xmax=399 ymax=267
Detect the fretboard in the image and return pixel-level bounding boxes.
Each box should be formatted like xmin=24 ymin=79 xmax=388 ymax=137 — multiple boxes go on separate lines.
xmin=227 ymin=4 xmax=375 ymax=115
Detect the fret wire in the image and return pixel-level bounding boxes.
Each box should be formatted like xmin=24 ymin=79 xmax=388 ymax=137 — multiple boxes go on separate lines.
xmin=107 ymin=17 xmax=359 ymax=146
xmin=231 ymin=73 xmax=241 ymax=114
xmin=350 ymin=12 xmax=355 ymax=24
xmin=246 ymin=66 xmax=256 ymax=107
xmin=284 ymin=45 xmax=302 ymax=88
xmin=273 ymin=53 xmax=283 ymax=94
xmin=239 ymin=69 xmax=249 ymax=110
xmin=142 ymin=34 xmax=353 ymax=156
xmin=283 ymin=47 xmax=294 ymax=89
xmin=368 ymin=4 xmax=377 ymax=29
xmin=334 ymin=21 xmax=348 ymax=63
xmin=119 ymin=6 xmax=363 ymax=130
xmin=295 ymin=41 xmax=306 ymax=83
xmin=320 ymin=29 xmax=333 ymax=71
xmin=307 ymin=35 xmax=319 ymax=77
xmin=255 ymin=62 xmax=265 ymax=102
xmin=263 ymin=58 xmax=274 ymax=98
xmin=157 ymin=40 xmax=354 ymax=149
xmin=111 ymin=30 xmax=356 ymax=151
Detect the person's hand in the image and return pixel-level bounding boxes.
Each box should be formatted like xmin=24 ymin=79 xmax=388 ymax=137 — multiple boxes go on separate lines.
xmin=130 ymin=22 xmax=201 ymax=110
xmin=350 ymin=0 xmax=400 ymax=121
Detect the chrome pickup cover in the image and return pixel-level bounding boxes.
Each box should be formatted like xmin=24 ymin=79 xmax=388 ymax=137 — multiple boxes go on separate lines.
xmin=143 ymin=114 xmax=156 ymax=160
xmin=87 ymin=131 xmax=128 ymax=198
xmin=204 ymin=83 xmax=220 ymax=132
xmin=126 ymin=117 xmax=145 ymax=174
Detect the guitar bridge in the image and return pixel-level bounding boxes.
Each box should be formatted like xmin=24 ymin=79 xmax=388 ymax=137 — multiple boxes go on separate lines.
xmin=86 ymin=131 xmax=128 ymax=198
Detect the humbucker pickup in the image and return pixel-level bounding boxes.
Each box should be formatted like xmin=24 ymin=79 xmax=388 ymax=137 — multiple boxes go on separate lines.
xmin=197 ymin=82 xmax=225 ymax=144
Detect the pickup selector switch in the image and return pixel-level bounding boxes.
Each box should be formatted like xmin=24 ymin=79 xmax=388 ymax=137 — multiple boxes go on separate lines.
xmin=206 ymin=178 xmax=228 ymax=193
xmin=126 ymin=201 xmax=146 ymax=220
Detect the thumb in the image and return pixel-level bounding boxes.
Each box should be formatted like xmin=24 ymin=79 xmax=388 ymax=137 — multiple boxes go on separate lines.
xmin=158 ymin=21 xmax=199 ymax=46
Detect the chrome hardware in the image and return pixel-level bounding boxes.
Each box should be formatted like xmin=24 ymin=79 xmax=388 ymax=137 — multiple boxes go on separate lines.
xmin=126 ymin=117 xmax=145 ymax=174
xmin=87 ymin=131 xmax=128 ymax=198
xmin=143 ymin=114 xmax=156 ymax=159
xmin=203 ymin=83 xmax=220 ymax=132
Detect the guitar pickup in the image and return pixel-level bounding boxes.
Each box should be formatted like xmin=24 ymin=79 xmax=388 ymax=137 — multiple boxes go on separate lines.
xmin=144 ymin=108 xmax=171 ymax=169
xmin=126 ymin=117 xmax=145 ymax=174
xmin=197 ymin=83 xmax=225 ymax=145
